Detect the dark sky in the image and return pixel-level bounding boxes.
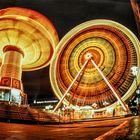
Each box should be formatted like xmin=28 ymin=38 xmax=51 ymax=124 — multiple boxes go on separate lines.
xmin=0 ymin=0 xmax=138 ymax=103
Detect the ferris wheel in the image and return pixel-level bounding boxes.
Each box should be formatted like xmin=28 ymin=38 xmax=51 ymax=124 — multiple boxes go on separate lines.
xmin=50 ymin=19 xmax=140 ymax=112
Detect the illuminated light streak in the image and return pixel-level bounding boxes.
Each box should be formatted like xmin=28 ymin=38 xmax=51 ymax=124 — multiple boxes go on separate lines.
xmin=130 ymin=0 xmax=140 ymax=39
xmin=0 ymin=7 xmax=59 ymax=105
xmin=68 ymin=67 xmax=85 ymax=106
xmin=53 ymin=58 xmax=90 ymax=112
xmin=90 ymin=58 xmax=128 ymax=111
xmin=0 ymin=7 xmax=59 ymax=71
xmin=50 ymin=19 xmax=140 ymax=112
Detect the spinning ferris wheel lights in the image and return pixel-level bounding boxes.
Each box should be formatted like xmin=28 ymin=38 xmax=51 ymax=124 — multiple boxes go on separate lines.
xmin=50 ymin=19 xmax=140 ymax=112
xmin=53 ymin=53 xmax=128 ymax=112
xmin=53 ymin=56 xmax=90 ymax=112
xmin=90 ymin=59 xmax=128 ymax=111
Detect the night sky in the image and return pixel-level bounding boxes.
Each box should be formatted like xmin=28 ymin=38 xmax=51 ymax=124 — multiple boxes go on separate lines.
xmin=0 ymin=0 xmax=138 ymax=103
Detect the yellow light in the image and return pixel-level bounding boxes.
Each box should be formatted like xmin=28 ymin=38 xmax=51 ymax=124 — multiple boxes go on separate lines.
xmin=0 ymin=7 xmax=59 ymax=71
xmin=50 ymin=19 xmax=140 ymax=112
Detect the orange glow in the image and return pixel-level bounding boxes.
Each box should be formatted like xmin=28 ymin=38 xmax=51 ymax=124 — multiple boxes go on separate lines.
xmin=50 ymin=19 xmax=140 ymax=111
xmin=0 ymin=7 xmax=59 ymax=71
xmin=0 ymin=7 xmax=58 ymax=95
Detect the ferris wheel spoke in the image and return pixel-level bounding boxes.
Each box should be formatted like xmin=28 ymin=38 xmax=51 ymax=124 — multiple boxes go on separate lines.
xmin=90 ymin=58 xmax=128 ymax=111
xmin=53 ymin=58 xmax=90 ymax=112
xmin=69 ymin=62 xmax=87 ymax=106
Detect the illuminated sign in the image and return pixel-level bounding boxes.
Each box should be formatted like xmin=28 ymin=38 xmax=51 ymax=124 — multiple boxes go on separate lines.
xmin=34 ymin=100 xmax=58 ymax=104
xmin=0 ymin=77 xmax=21 ymax=90
xmin=12 ymin=79 xmax=21 ymax=90
xmin=0 ymin=77 xmax=11 ymax=87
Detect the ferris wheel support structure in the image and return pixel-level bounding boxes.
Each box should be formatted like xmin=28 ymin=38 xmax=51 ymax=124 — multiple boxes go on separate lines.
xmin=53 ymin=58 xmax=89 ymax=112
xmin=90 ymin=58 xmax=128 ymax=112
xmin=53 ymin=53 xmax=129 ymax=112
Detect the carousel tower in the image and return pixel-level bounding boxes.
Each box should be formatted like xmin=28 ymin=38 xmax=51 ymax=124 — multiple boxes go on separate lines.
xmin=1 ymin=45 xmax=24 ymax=90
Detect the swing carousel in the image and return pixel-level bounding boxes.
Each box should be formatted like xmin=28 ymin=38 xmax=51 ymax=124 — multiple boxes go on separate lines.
xmin=0 ymin=7 xmax=58 ymax=104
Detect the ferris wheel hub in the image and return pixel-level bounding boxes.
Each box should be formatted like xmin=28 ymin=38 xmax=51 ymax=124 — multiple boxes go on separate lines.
xmin=85 ymin=53 xmax=93 ymax=60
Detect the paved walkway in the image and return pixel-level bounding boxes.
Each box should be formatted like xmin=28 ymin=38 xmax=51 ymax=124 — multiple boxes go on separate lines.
xmin=124 ymin=116 xmax=140 ymax=140
xmin=0 ymin=117 xmax=129 ymax=140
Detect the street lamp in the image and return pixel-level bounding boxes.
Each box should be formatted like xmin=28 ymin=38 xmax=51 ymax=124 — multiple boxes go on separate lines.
xmin=131 ymin=66 xmax=140 ymax=96
xmin=131 ymin=66 xmax=139 ymax=87
xmin=131 ymin=66 xmax=140 ymax=115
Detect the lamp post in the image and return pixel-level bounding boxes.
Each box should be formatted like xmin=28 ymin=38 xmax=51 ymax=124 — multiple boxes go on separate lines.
xmin=103 ymin=101 xmax=109 ymax=117
xmin=131 ymin=66 xmax=139 ymax=88
xmin=58 ymin=108 xmax=61 ymax=124
xmin=131 ymin=66 xmax=140 ymax=97
xmin=131 ymin=66 xmax=140 ymax=115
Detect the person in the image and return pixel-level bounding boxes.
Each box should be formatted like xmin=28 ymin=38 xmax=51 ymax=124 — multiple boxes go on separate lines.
xmin=113 ymin=109 xmax=115 ymax=117
xmin=136 ymin=105 xmax=140 ymax=116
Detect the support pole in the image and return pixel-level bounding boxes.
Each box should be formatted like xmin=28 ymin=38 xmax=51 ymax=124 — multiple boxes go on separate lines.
xmin=53 ymin=58 xmax=90 ymax=112
xmin=90 ymin=59 xmax=128 ymax=111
